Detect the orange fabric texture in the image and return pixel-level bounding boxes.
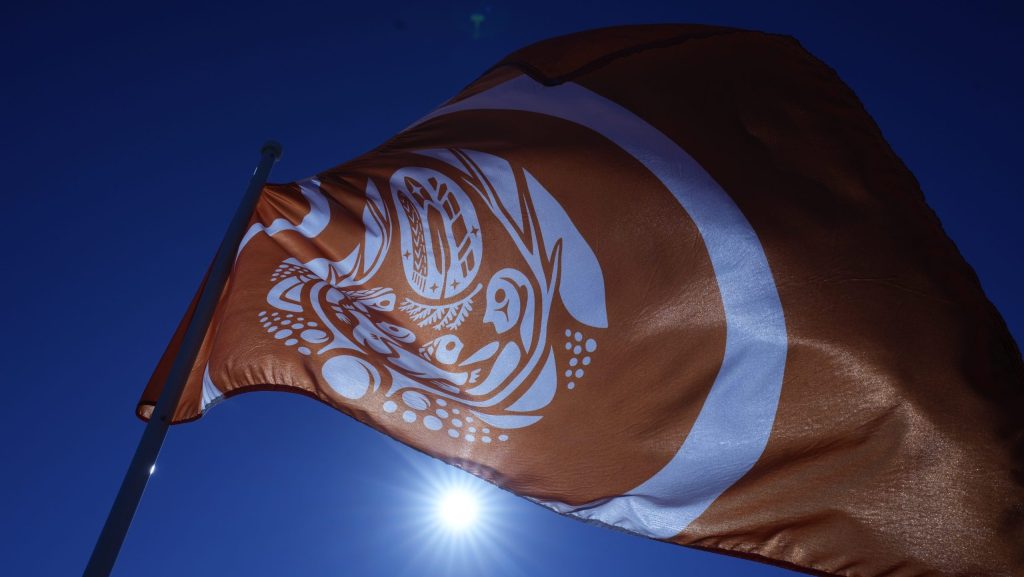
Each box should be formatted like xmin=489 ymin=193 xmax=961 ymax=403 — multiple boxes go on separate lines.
xmin=138 ymin=25 xmax=1024 ymax=577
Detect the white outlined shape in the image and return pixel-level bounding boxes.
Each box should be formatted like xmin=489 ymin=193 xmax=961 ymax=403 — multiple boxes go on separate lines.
xmin=412 ymin=75 xmax=788 ymax=538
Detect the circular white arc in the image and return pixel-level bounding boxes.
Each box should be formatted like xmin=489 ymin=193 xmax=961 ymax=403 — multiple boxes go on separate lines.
xmin=411 ymin=74 xmax=788 ymax=539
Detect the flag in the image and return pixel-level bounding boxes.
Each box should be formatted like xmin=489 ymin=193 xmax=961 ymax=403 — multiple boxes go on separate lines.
xmin=138 ymin=24 xmax=1024 ymax=576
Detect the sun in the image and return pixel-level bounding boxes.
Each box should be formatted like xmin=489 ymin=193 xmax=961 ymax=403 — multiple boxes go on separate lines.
xmin=386 ymin=457 xmax=523 ymax=572
xmin=437 ymin=488 xmax=479 ymax=530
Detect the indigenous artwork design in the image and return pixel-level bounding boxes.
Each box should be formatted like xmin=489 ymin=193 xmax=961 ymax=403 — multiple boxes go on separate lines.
xmin=255 ymin=149 xmax=607 ymax=444
xmin=141 ymin=26 xmax=1024 ymax=576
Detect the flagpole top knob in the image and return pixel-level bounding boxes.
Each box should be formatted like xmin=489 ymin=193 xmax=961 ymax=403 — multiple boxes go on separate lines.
xmin=261 ymin=140 xmax=283 ymax=161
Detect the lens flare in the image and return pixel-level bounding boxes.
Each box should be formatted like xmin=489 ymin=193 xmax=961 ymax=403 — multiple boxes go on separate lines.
xmin=379 ymin=446 xmax=535 ymax=575
xmin=438 ymin=489 xmax=479 ymax=529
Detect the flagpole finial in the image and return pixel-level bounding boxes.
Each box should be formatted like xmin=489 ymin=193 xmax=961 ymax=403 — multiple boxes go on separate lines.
xmin=261 ymin=140 xmax=283 ymax=161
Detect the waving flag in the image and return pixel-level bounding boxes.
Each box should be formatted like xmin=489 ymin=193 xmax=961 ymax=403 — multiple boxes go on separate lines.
xmin=138 ymin=25 xmax=1024 ymax=576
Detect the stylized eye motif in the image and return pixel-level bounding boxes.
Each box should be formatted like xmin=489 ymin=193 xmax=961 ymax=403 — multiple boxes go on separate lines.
xmin=371 ymin=293 xmax=395 ymax=311
xmin=377 ymin=322 xmax=415 ymax=343
xmin=426 ymin=334 xmax=463 ymax=365
xmin=348 ymin=287 xmax=396 ymax=312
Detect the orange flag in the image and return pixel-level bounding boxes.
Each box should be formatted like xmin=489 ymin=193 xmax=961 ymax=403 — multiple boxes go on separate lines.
xmin=139 ymin=25 xmax=1024 ymax=577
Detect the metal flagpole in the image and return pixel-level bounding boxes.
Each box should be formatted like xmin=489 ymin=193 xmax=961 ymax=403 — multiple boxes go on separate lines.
xmin=82 ymin=140 xmax=283 ymax=577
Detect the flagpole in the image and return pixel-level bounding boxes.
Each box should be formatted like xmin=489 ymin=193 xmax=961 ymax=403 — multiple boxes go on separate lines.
xmin=82 ymin=141 xmax=283 ymax=577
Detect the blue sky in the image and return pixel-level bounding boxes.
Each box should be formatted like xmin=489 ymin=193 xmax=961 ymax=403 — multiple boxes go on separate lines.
xmin=2 ymin=1 xmax=1021 ymax=575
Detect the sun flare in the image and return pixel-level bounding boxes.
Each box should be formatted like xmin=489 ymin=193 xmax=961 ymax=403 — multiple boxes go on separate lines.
xmin=437 ymin=489 xmax=479 ymax=530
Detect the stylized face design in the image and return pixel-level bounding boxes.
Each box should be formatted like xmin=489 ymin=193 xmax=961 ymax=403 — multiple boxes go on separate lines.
xmin=259 ymin=149 xmax=607 ymax=443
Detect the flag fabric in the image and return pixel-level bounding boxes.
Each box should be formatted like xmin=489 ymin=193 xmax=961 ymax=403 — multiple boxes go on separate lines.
xmin=138 ymin=24 xmax=1024 ymax=577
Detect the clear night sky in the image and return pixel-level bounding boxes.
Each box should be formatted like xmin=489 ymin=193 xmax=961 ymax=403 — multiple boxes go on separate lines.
xmin=2 ymin=1 xmax=1022 ymax=576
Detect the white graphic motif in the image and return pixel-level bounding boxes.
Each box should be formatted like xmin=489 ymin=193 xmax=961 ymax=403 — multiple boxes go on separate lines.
xmin=256 ymin=150 xmax=607 ymax=443
xmin=218 ymin=74 xmax=787 ymax=544
xmin=413 ymin=76 xmax=788 ymax=540
xmin=392 ymin=170 xmax=482 ymax=299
